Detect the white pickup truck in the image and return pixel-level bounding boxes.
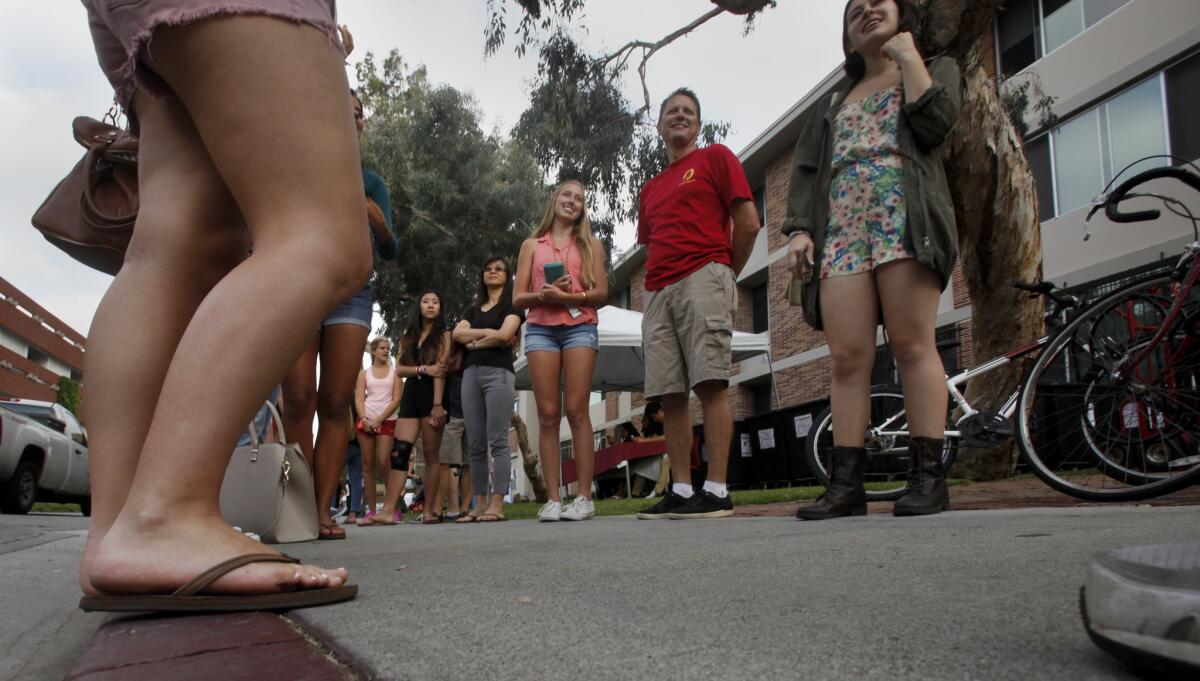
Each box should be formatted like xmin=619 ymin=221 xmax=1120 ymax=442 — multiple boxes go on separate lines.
xmin=0 ymin=398 xmax=90 ymax=515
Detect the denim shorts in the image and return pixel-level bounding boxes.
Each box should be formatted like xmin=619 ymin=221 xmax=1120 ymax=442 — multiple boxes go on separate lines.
xmin=323 ymin=284 xmax=372 ymax=329
xmin=524 ymin=322 xmax=599 ymax=353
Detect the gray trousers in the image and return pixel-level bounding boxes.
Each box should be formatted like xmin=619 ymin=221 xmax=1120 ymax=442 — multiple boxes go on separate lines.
xmin=462 ymin=364 xmax=514 ymax=497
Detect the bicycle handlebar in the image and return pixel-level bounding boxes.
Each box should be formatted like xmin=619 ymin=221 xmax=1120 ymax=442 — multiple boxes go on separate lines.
xmin=1096 ymin=166 xmax=1200 ymax=224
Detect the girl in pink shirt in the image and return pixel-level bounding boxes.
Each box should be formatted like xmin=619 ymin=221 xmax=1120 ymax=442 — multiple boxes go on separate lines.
xmin=353 ymin=337 xmax=401 ymax=525
xmin=514 ymin=180 xmax=608 ymax=522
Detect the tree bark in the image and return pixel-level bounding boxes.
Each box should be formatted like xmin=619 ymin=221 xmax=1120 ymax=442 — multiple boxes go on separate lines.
xmin=511 ymin=413 xmax=548 ymax=502
xmin=925 ymin=0 xmax=1046 ymax=480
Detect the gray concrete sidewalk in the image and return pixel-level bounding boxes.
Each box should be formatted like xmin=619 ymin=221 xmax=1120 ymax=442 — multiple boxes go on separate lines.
xmin=286 ymin=505 xmax=1197 ymax=681
xmin=0 ymin=513 xmax=104 ymax=681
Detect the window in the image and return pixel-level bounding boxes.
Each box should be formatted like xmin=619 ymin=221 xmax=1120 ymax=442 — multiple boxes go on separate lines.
xmin=750 ymin=383 xmax=773 ymax=416
xmin=26 ymin=346 xmax=48 ymax=367
xmin=997 ymin=0 xmax=1129 ymax=76
xmin=1167 ymin=51 xmax=1200 ymax=164
xmin=560 ymin=440 xmax=573 ymax=461
xmin=1030 ymin=74 xmax=1169 ymax=218
xmin=751 ymin=283 xmax=769 ymax=334
xmin=590 ymin=391 xmax=603 ymax=405
xmin=752 ymin=186 xmax=766 ymax=227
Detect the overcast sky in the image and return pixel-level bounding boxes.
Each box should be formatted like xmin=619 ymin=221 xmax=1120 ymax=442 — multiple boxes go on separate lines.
xmin=1 ymin=0 xmax=843 ymax=338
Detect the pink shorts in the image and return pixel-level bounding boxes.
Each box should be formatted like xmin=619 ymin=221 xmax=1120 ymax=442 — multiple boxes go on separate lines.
xmin=83 ymin=0 xmax=341 ymax=113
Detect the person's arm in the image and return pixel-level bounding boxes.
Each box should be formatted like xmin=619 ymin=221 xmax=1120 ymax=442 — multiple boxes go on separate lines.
xmin=730 ymin=199 xmax=761 ymax=277
xmin=512 ymin=239 xmax=540 ymax=311
xmin=428 ymin=334 xmax=450 ymax=426
xmin=898 ymin=54 xmax=962 ymax=151
xmin=466 ymin=314 xmax=522 ymax=350
xmin=379 ymin=367 xmax=403 ymax=423
xmin=365 ymin=173 xmax=398 ymax=260
xmin=354 ymin=370 xmax=367 ymax=421
xmin=452 ymin=318 xmax=488 ymax=344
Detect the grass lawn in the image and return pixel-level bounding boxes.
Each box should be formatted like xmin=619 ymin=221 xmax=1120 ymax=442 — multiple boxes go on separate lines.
xmin=31 ymin=502 xmax=83 ymax=514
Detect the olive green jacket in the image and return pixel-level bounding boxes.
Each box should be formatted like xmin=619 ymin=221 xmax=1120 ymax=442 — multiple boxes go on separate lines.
xmin=782 ymin=56 xmax=962 ymax=331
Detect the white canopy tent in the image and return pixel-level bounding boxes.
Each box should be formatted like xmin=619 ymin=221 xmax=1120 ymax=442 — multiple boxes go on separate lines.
xmin=513 ymin=305 xmax=775 ymax=396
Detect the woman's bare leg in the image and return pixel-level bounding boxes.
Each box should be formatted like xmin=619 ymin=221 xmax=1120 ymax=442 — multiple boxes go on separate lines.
xmin=421 ymin=420 xmax=445 ymax=521
xmin=562 ymin=347 xmax=598 ymax=499
xmin=313 ymin=324 xmax=370 ymax=531
xmin=819 ymin=273 xmax=881 ymax=447
xmin=282 ymin=335 xmax=320 ymax=469
xmin=380 ymin=419 xmax=419 ymax=517
xmin=87 ymin=15 xmax=369 ymax=595
xmin=78 ymin=97 xmax=249 ymax=594
xmin=875 ymin=260 xmax=947 ymax=437
xmin=528 ymin=351 xmax=564 ymax=502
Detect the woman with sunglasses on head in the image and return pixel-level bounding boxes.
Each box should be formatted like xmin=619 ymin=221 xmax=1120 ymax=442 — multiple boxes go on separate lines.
xmin=786 ymin=0 xmax=961 ymax=520
xmin=513 ymin=180 xmax=607 ymax=522
xmin=453 ymin=258 xmax=523 ymax=523
xmin=372 ymin=291 xmax=451 ymax=525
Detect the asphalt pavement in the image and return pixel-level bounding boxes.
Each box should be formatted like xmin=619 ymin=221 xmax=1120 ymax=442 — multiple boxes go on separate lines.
xmin=3 ymin=505 xmax=1196 ymax=681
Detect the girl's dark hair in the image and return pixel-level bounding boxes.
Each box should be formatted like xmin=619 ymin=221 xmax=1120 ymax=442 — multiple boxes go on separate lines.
xmin=842 ymin=0 xmax=923 ymax=82
xmin=400 ymin=290 xmax=447 ymax=365
xmin=618 ymin=422 xmax=640 ymax=440
xmin=475 ymin=256 xmax=514 ymax=313
xmin=641 ymin=402 xmax=664 ymax=437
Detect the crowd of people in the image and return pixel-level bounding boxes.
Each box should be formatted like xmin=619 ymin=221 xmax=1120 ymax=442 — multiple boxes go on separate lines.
xmin=75 ymin=0 xmax=959 ymax=614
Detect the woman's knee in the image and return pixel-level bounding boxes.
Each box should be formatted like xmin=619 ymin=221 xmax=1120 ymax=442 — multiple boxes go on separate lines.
xmin=536 ymin=402 xmax=561 ymax=430
xmin=828 ymin=344 xmax=874 ymax=382
xmin=563 ymin=402 xmax=591 ymax=430
xmin=888 ymin=330 xmax=938 ymax=369
xmin=316 ymin=388 xmax=355 ymax=421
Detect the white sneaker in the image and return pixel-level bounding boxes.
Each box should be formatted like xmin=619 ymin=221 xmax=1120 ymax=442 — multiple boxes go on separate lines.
xmin=537 ymin=500 xmax=562 ymax=522
xmin=560 ymin=497 xmax=595 ymax=521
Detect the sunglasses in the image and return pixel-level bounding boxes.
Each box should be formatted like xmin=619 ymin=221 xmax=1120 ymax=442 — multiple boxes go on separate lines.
xmin=483 ymin=266 xmax=507 ymax=274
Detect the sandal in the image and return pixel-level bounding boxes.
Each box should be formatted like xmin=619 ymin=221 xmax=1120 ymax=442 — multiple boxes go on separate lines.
xmin=421 ymin=514 xmax=442 ymax=525
xmin=342 ymin=513 xmax=358 ymax=525
xmin=455 ymin=514 xmax=479 ymax=524
xmin=318 ymin=523 xmax=346 ymax=540
xmin=356 ymin=511 xmax=377 ymax=527
xmin=369 ymin=514 xmax=398 ymax=526
xmin=78 ymin=554 xmax=357 ymax=613
xmin=478 ymin=512 xmax=507 ymax=523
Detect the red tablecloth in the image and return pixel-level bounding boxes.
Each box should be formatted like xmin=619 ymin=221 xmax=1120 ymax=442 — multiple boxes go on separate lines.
xmin=562 ymin=440 xmax=667 ymax=485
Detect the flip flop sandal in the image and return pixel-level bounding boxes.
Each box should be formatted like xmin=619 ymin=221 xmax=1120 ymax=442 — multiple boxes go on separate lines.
xmin=478 ymin=513 xmax=507 ymax=523
xmin=78 ymin=553 xmax=357 ymax=613
xmin=369 ymin=515 xmax=398 ymax=526
xmin=356 ymin=511 xmax=377 ymax=527
xmin=318 ymin=523 xmax=347 ymax=540
xmin=455 ymin=514 xmax=480 ymax=524
xmin=421 ymin=515 xmax=442 ymax=525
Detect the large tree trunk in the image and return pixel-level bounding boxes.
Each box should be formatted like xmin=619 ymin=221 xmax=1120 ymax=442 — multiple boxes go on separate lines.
xmin=511 ymin=413 xmax=548 ymax=502
xmin=926 ymin=0 xmax=1046 ymax=480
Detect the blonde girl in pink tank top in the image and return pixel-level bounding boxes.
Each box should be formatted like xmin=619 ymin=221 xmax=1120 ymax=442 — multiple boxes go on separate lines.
xmin=514 ymin=180 xmax=608 ymax=522
xmin=353 ymin=337 xmax=401 ymax=525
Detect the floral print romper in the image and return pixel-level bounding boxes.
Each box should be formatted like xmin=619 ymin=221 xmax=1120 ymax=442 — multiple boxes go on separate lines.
xmin=821 ymin=86 xmax=916 ymax=279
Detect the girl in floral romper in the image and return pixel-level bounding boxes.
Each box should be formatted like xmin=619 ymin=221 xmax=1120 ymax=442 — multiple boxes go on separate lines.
xmin=786 ymin=0 xmax=962 ymax=521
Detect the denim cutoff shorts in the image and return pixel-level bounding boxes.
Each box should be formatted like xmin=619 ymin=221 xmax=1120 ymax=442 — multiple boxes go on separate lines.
xmin=83 ymin=0 xmax=341 ymax=115
xmin=524 ymin=322 xmax=599 ymax=353
xmin=323 ymin=284 xmax=372 ymax=329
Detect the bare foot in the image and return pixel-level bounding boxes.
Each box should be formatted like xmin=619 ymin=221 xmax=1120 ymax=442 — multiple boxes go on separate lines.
xmin=88 ymin=512 xmax=347 ymax=596
xmin=79 ymin=533 xmax=104 ymax=596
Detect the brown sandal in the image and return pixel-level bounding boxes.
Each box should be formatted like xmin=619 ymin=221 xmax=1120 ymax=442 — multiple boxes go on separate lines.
xmin=78 ymin=553 xmax=357 ymax=613
xmin=318 ymin=523 xmax=347 ymax=540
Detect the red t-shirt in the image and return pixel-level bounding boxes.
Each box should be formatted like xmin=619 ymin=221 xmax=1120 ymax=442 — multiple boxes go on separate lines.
xmin=637 ymin=144 xmax=753 ymax=291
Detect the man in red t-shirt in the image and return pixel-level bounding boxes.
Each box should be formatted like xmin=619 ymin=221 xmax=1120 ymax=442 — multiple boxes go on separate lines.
xmin=634 ymin=87 xmax=760 ymax=520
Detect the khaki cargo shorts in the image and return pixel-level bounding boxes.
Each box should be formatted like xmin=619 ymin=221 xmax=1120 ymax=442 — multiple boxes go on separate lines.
xmin=438 ymin=416 xmax=466 ymax=466
xmin=642 ymin=261 xmax=737 ymax=398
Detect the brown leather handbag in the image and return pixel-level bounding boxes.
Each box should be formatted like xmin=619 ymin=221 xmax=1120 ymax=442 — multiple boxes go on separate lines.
xmin=31 ymin=115 xmax=138 ymax=276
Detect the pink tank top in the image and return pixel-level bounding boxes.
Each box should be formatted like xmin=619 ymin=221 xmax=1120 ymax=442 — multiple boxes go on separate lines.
xmin=527 ymin=234 xmax=598 ymax=326
xmin=363 ymin=366 xmax=396 ymax=420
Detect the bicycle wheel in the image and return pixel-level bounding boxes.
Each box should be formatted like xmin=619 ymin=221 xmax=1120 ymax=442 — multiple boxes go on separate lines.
xmin=805 ymin=384 xmax=957 ymax=502
xmin=1017 ymin=275 xmax=1200 ymax=501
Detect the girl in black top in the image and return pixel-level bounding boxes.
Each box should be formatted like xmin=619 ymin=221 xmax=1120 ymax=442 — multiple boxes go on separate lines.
xmin=452 ymin=257 xmax=523 ymax=522
xmin=373 ymin=291 xmax=450 ymax=525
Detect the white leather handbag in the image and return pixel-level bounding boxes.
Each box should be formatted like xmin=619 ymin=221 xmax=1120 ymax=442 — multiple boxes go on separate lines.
xmin=219 ymin=401 xmax=318 ymax=544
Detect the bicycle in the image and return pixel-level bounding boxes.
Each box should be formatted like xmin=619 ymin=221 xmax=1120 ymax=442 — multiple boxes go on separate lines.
xmin=807 ymin=162 xmax=1200 ymax=502
xmin=805 ymin=281 xmax=1081 ymax=501
xmin=1015 ymin=164 xmax=1200 ymax=501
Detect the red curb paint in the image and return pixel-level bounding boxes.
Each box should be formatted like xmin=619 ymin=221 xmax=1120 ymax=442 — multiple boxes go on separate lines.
xmin=65 ymin=613 xmax=354 ymax=681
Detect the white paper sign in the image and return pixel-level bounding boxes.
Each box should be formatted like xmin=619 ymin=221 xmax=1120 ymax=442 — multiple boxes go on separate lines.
xmin=794 ymin=413 xmax=813 ymax=438
xmin=740 ymin=433 xmax=752 ymax=458
xmin=758 ymin=429 xmax=776 ymax=449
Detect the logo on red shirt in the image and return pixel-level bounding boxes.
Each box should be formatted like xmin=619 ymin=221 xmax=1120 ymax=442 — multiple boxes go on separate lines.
xmin=680 ymin=168 xmax=696 ymax=185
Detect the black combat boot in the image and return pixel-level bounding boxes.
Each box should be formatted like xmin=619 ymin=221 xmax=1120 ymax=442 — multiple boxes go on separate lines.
xmin=795 ymin=446 xmax=867 ymax=520
xmin=893 ymin=436 xmax=950 ymax=516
